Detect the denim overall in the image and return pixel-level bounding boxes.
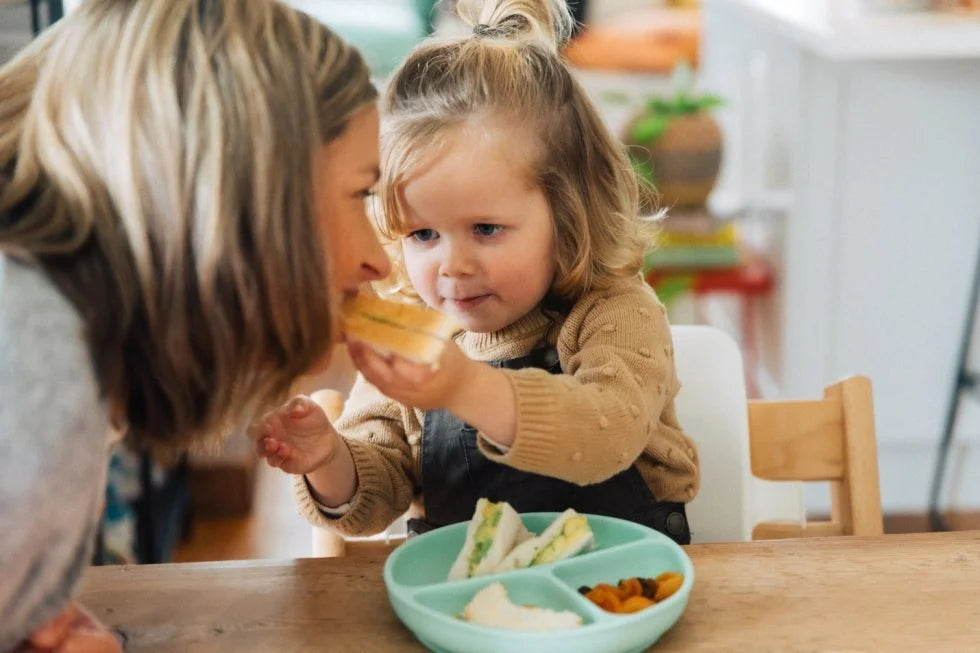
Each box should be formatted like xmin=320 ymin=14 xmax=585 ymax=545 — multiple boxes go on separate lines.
xmin=411 ymin=343 xmax=691 ymax=544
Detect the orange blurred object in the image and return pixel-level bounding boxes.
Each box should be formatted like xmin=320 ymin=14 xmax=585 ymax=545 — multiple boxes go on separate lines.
xmin=582 ymin=574 xmax=685 ymax=614
xmin=564 ymin=8 xmax=700 ymax=72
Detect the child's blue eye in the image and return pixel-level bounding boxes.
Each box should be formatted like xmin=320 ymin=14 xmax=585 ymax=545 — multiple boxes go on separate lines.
xmin=474 ymin=224 xmax=503 ymax=237
xmin=409 ymin=229 xmax=438 ymax=242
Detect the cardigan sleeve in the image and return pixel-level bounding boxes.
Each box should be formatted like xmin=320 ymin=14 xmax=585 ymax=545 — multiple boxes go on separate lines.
xmin=477 ymin=281 xmax=684 ymax=486
xmin=293 ymin=374 xmax=418 ymax=536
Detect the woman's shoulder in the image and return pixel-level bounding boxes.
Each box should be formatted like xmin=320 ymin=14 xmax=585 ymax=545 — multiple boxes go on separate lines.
xmin=0 ymin=255 xmax=109 ymax=653
xmin=0 ymin=254 xmax=84 ymax=331
xmin=0 ymin=254 xmax=105 ymax=438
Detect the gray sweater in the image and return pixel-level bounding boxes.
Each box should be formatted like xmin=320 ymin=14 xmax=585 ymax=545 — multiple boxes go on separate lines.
xmin=0 ymin=254 xmax=109 ymax=652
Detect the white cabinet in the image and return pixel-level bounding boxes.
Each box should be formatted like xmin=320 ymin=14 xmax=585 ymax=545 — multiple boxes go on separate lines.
xmin=701 ymin=0 xmax=980 ymax=512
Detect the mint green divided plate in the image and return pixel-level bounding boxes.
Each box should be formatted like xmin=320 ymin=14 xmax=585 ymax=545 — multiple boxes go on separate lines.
xmin=383 ymin=513 xmax=694 ymax=653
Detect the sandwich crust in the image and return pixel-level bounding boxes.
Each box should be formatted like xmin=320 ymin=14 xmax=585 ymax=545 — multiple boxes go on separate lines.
xmin=341 ymin=292 xmax=458 ymax=364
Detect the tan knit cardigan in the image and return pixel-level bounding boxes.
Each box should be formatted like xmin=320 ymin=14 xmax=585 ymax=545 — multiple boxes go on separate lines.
xmin=294 ymin=275 xmax=699 ymax=536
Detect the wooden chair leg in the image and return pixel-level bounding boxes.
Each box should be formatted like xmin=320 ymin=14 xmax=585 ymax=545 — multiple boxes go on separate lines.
xmin=827 ymin=377 xmax=883 ymax=536
xmin=312 ymin=527 xmax=346 ymax=557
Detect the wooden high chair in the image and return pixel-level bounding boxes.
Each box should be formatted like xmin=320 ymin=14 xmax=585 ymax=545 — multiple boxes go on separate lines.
xmin=748 ymin=375 xmax=884 ymax=539
xmin=674 ymin=325 xmax=883 ymax=542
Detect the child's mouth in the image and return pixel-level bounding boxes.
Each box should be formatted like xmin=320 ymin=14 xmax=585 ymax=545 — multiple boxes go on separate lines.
xmin=451 ymin=294 xmax=491 ymax=311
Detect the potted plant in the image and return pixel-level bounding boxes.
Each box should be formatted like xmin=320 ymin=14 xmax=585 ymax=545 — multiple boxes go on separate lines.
xmin=614 ymin=61 xmax=724 ymax=210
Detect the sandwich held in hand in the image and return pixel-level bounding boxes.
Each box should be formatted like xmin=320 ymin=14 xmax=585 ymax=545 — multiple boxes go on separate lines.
xmin=341 ymin=291 xmax=457 ymax=364
xmin=449 ymin=501 xmax=595 ymax=580
xmin=461 ymin=582 xmax=583 ymax=632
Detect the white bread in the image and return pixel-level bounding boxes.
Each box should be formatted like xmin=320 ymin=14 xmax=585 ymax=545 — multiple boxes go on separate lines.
xmin=341 ymin=291 xmax=457 ymax=364
xmin=494 ymin=508 xmax=594 ymax=572
xmin=448 ymin=499 xmax=531 ymax=581
xmin=462 ymin=582 xmax=583 ymax=632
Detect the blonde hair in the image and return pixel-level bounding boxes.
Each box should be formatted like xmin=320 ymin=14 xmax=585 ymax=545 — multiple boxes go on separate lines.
xmin=378 ymin=0 xmax=652 ymax=302
xmin=0 ymin=0 xmax=377 ymax=449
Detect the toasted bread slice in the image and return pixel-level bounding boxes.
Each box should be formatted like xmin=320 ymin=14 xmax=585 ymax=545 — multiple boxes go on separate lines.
xmin=341 ymin=291 xmax=457 ymax=364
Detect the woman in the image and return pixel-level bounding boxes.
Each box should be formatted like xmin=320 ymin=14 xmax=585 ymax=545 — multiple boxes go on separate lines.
xmin=0 ymin=1 xmax=389 ymax=650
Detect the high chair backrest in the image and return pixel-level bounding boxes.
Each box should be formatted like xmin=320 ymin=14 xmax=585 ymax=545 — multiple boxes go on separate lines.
xmin=671 ymin=325 xmax=883 ymax=542
xmin=748 ymin=375 xmax=883 ymax=538
xmin=671 ymin=325 xmax=755 ymax=542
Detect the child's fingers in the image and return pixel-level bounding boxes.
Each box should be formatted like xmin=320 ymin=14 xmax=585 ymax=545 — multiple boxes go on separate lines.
xmin=388 ymin=355 xmax=434 ymax=384
xmin=349 ymin=340 xmax=397 ymax=387
xmin=263 ymin=439 xmax=288 ymax=468
xmin=281 ymin=395 xmax=331 ymax=435
xmin=267 ymin=451 xmax=288 ymax=468
xmin=283 ymin=395 xmax=313 ymax=420
xmin=258 ymin=436 xmax=287 ymax=464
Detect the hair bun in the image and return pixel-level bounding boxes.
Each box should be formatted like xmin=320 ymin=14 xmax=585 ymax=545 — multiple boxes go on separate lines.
xmin=457 ymin=0 xmax=574 ymax=52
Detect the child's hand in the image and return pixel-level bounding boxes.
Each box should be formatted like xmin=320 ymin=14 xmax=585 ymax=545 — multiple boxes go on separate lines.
xmin=347 ymin=338 xmax=474 ymax=411
xmin=250 ymin=395 xmax=342 ymax=475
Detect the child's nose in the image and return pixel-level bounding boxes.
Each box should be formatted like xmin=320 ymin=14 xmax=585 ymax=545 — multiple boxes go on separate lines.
xmin=438 ymin=246 xmax=475 ymax=277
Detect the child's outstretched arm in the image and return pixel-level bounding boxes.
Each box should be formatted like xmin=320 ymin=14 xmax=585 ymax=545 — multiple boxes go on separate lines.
xmin=258 ymin=376 xmax=419 ymax=537
xmin=351 ymin=281 xmax=695 ymax=489
xmin=251 ymin=395 xmax=357 ymax=508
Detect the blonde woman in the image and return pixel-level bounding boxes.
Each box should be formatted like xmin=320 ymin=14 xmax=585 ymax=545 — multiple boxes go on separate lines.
xmin=0 ymin=1 xmax=389 ymax=650
xmin=256 ymin=0 xmax=698 ymax=546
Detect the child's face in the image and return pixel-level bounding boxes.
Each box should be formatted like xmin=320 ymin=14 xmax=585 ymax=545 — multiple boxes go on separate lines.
xmin=399 ymin=123 xmax=556 ymax=333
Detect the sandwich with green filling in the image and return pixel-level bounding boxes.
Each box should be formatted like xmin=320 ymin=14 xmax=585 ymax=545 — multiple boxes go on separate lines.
xmin=493 ymin=508 xmax=594 ymax=572
xmin=448 ymin=499 xmax=531 ymax=581
xmin=342 ymin=291 xmax=458 ymax=364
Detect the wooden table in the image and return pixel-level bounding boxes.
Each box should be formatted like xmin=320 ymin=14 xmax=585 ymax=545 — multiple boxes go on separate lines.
xmin=78 ymin=531 xmax=980 ymax=652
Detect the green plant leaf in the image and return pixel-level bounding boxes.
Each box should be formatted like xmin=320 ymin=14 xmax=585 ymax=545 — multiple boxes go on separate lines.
xmin=647 ymin=98 xmax=675 ymax=115
xmin=676 ymin=96 xmax=701 ymax=113
xmin=695 ymin=96 xmax=724 ymax=111
xmin=631 ymin=114 xmax=670 ymax=143
xmin=648 ymin=272 xmax=695 ymax=305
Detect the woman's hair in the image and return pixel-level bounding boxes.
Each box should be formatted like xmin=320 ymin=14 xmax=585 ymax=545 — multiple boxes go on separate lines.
xmin=0 ymin=0 xmax=377 ymax=449
xmin=378 ymin=0 xmax=652 ymax=302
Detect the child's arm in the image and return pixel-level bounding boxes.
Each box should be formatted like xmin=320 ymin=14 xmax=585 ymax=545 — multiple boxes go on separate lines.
xmin=482 ymin=284 xmax=693 ymax=486
xmin=350 ymin=281 xmax=694 ymax=487
xmin=253 ymin=377 xmax=418 ymax=537
xmin=252 ymin=395 xmax=357 ymax=507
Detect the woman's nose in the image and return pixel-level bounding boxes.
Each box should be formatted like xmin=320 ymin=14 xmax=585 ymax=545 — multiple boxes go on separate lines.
xmin=352 ymin=217 xmax=391 ymax=282
xmin=359 ymin=240 xmax=391 ymax=282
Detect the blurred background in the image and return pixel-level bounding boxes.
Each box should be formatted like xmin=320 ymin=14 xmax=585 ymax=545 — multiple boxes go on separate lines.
xmin=2 ymin=0 xmax=979 ymax=562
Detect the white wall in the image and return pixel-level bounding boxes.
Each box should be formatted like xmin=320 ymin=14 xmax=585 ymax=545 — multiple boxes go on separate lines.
xmin=701 ymin=0 xmax=980 ymax=516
